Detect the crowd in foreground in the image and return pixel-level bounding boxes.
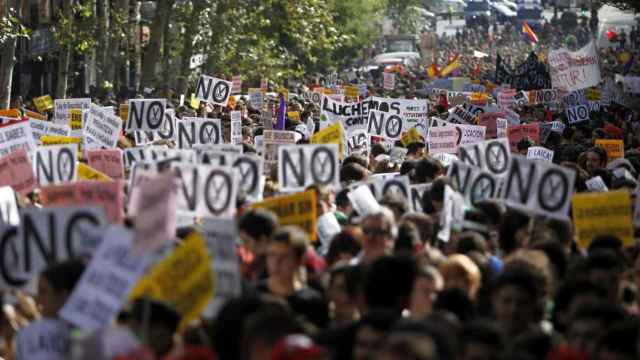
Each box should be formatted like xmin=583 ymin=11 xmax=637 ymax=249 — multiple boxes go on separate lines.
xmin=0 ymin=18 xmax=640 ymax=360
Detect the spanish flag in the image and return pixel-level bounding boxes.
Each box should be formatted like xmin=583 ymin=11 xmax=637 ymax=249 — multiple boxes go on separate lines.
xmin=522 ymin=22 xmax=538 ymax=44
xmin=427 ymin=63 xmax=440 ymax=78
xmin=440 ymin=54 xmax=460 ymax=77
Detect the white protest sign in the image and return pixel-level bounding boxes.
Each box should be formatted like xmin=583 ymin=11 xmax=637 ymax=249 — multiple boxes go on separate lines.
xmin=447 ymin=105 xmax=476 ymax=124
xmin=347 ymin=185 xmax=381 ymax=217
xmin=171 ymin=163 xmax=238 ymax=219
xmin=586 ymin=176 xmax=609 ymax=192
xmin=177 ymin=117 xmax=223 ymax=148
xmin=16 ymin=319 xmax=71 ymax=360
xmin=263 ymin=130 xmax=297 ymax=174
xmin=201 ymin=219 xmax=242 ymax=304
xmin=410 ymin=183 xmax=432 ymax=213
xmin=447 ymin=160 xmax=502 ymax=207
xmin=367 ymin=110 xmax=404 ymax=140
xmin=496 ymin=118 xmax=508 ymax=138
xmin=33 ymin=144 xmax=78 ymax=186
xmin=278 ymin=144 xmax=339 ymax=192
xmin=249 ymin=89 xmax=264 ymax=110
xmin=458 ymin=138 xmax=511 ymax=177
xmin=566 ymin=105 xmax=590 ymax=124
xmin=529 ymin=89 xmax=559 ymax=104
xmin=347 ymin=130 xmax=369 ymax=156
xmin=29 ymin=119 xmax=70 ymax=144
xmin=125 ymin=99 xmax=167 ymax=133
xmin=527 ymin=146 xmax=554 ymax=162
xmin=549 ymin=41 xmax=601 ymax=92
xmin=383 ymin=72 xmax=395 ymax=90
xmin=501 ymin=155 xmax=575 ymax=218
xmin=54 ymin=98 xmax=91 ymax=125
xmin=366 ymin=175 xmax=411 ymax=204
xmin=231 ymin=75 xmax=242 ymax=94
xmin=134 ymin=109 xmax=176 ymax=145
xmin=550 ymin=121 xmax=566 ymax=133
xmin=0 ymin=121 xmax=37 ymax=158
xmin=316 ymin=212 xmax=342 ymax=255
xmin=85 ymin=104 xmax=123 ymax=148
xmin=195 ymin=74 xmax=233 ymax=106
xmin=364 ymin=97 xmax=428 ymax=129
xmin=438 ymin=185 xmax=465 ymax=243
xmin=198 ymin=152 xmax=263 ymax=201
xmin=0 ymin=186 xmax=19 ymax=226
xmin=427 ymin=125 xmax=459 ymax=154
xmin=59 ymin=226 xmax=151 ymax=332
xmin=231 ymin=111 xmax=242 ymax=145
xmin=1 ymin=207 xmax=107 ymax=288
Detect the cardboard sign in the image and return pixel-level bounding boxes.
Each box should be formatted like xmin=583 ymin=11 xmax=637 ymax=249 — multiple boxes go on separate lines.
xmin=87 ymin=149 xmax=124 ymax=180
xmin=458 ymin=138 xmax=511 ymax=177
xmin=85 ymin=104 xmax=123 ymax=148
xmin=595 ymin=139 xmax=624 ymax=162
xmin=572 ymin=191 xmax=633 ymax=250
xmin=76 ymin=162 xmax=112 ymax=182
xmin=230 ymin=111 xmax=242 ymax=145
xmin=0 ymin=150 xmax=37 ymax=196
xmin=16 ymin=319 xmax=71 ymax=359
xmin=248 ymin=88 xmax=264 ymax=110
xmin=527 ymin=146 xmax=554 ymax=162
xmin=367 ymin=110 xmax=404 ymax=140
xmin=40 ymin=181 xmax=123 ymax=223
xmin=171 ymin=163 xmax=238 ymax=219
xmin=410 ymin=183 xmax=432 ymax=213
xmin=501 ymin=155 xmax=575 ymax=218
xmin=447 ymin=106 xmax=476 ymax=124
xmin=507 ymin=123 xmax=540 ymax=151
xmin=0 ymin=187 xmax=19 ymax=225
xmin=177 ymin=117 xmax=222 ymax=148
xmin=201 ymin=219 xmax=242 ymax=301
xmin=134 ymin=109 xmax=176 ymax=145
xmin=427 ymin=120 xmax=486 ymax=155
xmin=345 ymin=85 xmax=359 ymax=98
xmin=1 ymin=207 xmax=107 ymax=286
xmin=447 ymin=161 xmax=501 ymax=207
xmin=383 ymin=72 xmax=395 ymax=90
xmin=69 ymin=109 xmax=83 ymax=130
xmin=28 ymin=118 xmax=70 ymax=145
xmin=54 ymin=98 xmax=91 ymax=125
xmin=33 ymin=95 xmax=54 ymax=113
xmin=128 ymin=173 xmax=178 ymax=254
xmin=129 ymin=230 xmax=213 ymax=332
xmin=347 ymin=185 xmax=381 ymax=217
xmin=310 ymin=121 xmax=345 ymax=158
xmin=0 ymin=109 xmax=18 ymax=119
xmin=367 ymin=175 xmax=412 ymax=205
xmin=0 ymin=120 xmax=37 ymax=158
xmin=566 ymin=105 xmax=590 ymax=124
xmin=278 ymin=144 xmax=339 ymax=192
xmin=251 ymin=190 xmax=318 ymax=241
xmin=347 ymin=129 xmax=369 ymax=156
xmin=125 ymin=99 xmax=166 ymax=133
xmin=549 ymin=41 xmax=601 ymax=92
xmin=528 ymin=89 xmax=559 ymax=104
xmin=263 ymin=130 xmax=297 ymax=175
xmin=59 ymin=226 xmax=150 ymax=332
xmin=231 ymin=75 xmax=242 ymax=94
xmin=478 ymin=112 xmax=505 ymax=139
xmin=585 ymin=176 xmax=609 ymax=192
xmin=195 ymin=74 xmax=233 ymax=107
xmin=33 ymin=144 xmax=78 ymax=185
xmin=438 ymin=185 xmax=465 ymax=243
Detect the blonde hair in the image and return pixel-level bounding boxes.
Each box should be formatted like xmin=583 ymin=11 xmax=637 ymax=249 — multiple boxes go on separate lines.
xmin=439 ymin=254 xmax=482 ymax=299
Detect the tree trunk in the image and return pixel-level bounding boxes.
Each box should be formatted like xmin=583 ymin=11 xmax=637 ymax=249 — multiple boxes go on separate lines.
xmin=140 ymin=0 xmax=173 ymax=90
xmin=162 ymin=5 xmax=172 ymax=98
xmin=56 ymin=0 xmax=73 ymax=99
xmin=133 ymin=0 xmax=142 ymax=91
xmin=0 ymin=38 xmax=17 ymax=109
xmin=176 ymin=0 xmax=206 ymax=96
xmin=96 ymin=0 xmax=110 ymax=87
xmin=116 ymin=0 xmax=130 ymax=91
xmin=204 ymin=0 xmax=230 ymax=76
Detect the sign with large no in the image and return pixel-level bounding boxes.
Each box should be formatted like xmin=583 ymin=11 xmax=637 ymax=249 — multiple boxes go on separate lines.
xmin=33 ymin=144 xmax=78 ymax=186
xmin=367 ymin=110 xmax=404 ymax=140
xmin=195 ymin=75 xmax=233 ymax=107
xmin=171 ymin=163 xmax=238 ymax=219
xmin=278 ymin=144 xmax=339 ymax=192
xmin=177 ymin=117 xmax=222 ymax=148
xmin=447 ymin=161 xmax=501 ymax=207
xmin=125 ymin=99 xmax=167 ymax=133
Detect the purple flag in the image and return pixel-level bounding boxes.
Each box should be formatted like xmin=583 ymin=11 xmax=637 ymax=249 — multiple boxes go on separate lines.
xmin=275 ymin=95 xmax=286 ymax=130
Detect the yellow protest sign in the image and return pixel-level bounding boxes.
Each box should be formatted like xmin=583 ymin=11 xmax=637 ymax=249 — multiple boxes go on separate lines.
xmin=345 ymin=86 xmax=358 ymax=98
xmin=0 ymin=109 xmax=21 ymax=118
xmin=586 ymin=88 xmax=601 ymax=101
xmin=129 ymin=231 xmax=214 ymax=331
xmin=70 ymin=109 xmax=83 ymax=130
xmin=401 ymin=127 xmax=423 ymax=146
xmin=77 ymin=163 xmax=112 ymax=182
xmin=251 ymin=191 xmax=318 ymax=241
xmin=470 ymin=92 xmax=488 ymax=106
xmin=310 ymin=121 xmax=344 ymax=160
xmin=287 ymin=111 xmax=301 ymax=122
xmin=119 ymin=104 xmax=129 ymax=122
xmin=33 ymin=95 xmax=54 ymax=113
xmin=595 ymin=139 xmax=624 ymax=162
xmin=190 ymin=94 xmax=200 ymax=109
xmin=41 ymin=136 xmax=83 ymax=159
xmin=572 ymin=191 xmax=634 ymax=250
xmin=24 ymin=110 xmax=47 ymax=120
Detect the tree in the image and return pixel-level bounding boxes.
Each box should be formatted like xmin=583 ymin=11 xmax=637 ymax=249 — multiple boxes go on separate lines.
xmin=0 ymin=2 xmax=28 ymax=108
xmin=176 ymin=0 xmax=206 ymax=95
xmin=140 ymin=0 xmax=174 ymax=90
xmin=386 ymin=0 xmax=423 ymax=34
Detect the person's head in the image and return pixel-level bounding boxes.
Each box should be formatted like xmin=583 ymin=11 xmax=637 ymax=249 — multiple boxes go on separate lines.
xmin=414 ymin=157 xmax=444 ymax=183
xmin=307 ymin=183 xmax=334 ymax=215
xmin=498 ymin=209 xmax=531 ymax=255
xmin=266 ymin=226 xmax=309 ymax=284
xmin=401 ymin=212 xmax=434 ymax=247
xmin=353 ymin=310 xmax=397 ymax=360
xmin=243 ymin=307 xmax=304 ymax=360
xmin=340 ymin=162 xmax=369 ymax=184
xmin=566 ymin=301 xmax=628 ymax=354
xmin=585 ymin=146 xmax=608 ymax=175
xmin=491 ymin=261 xmax=545 ymax=336
xmin=328 ymin=265 xmax=359 ymax=324
xmin=380 ymin=192 xmax=408 ymax=221
xmin=130 ymin=298 xmax=181 ymax=357
xmin=592 ymin=321 xmax=639 ymax=360
xmin=458 ymin=321 xmax=505 ymax=360
xmin=364 ymin=255 xmax=418 ymax=313
xmin=360 ymin=207 xmax=397 ymax=263
xmin=439 ymin=254 xmax=482 ymax=300
xmin=409 ymin=264 xmax=443 ymax=318
xmin=38 ymin=259 xmax=86 ymax=317
xmin=583 ymin=250 xmax=625 ymax=302
xmin=238 ymin=209 xmax=279 ymax=255
xmin=552 ymin=279 xmax=608 ymax=334
xmin=335 ymin=188 xmax=352 ymax=215
xmin=517 ymin=137 xmax=534 ymax=155
xmin=326 ymin=229 xmax=362 ymax=267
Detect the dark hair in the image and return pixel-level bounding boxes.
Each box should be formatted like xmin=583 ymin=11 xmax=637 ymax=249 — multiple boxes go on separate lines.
xmin=433 ymin=287 xmax=476 ymax=322
xmin=131 ymin=297 xmax=181 ymax=332
xmin=498 ymin=210 xmax=530 ymax=255
xmin=459 ymin=321 xmax=504 ymax=354
xmin=587 ymin=146 xmax=609 ymax=165
xmin=326 ymin=231 xmax=362 ymax=266
xmin=342 ymin=154 xmax=368 ymax=169
xmin=238 ymin=209 xmax=278 ymax=240
xmin=394 ymin=222 xmax=420 ymax=254
xmin=570 ymin=301 xmax=628 ymax=328
xmin=335 ymin=188 xmax=351 ymax=209
xmin=340 ymin=162 xmax=368 ymax=183
xmin=594 ymin=321 xmax=639 ymax=359
xmin=371 ymin=143 xmax=387 ymax=158
xmin=379 ymin=192 xmax=408 ymax=218
xmin=41 ymin=259 xmax=86 ymax=292
xmin=414 ymin=157 xmax=443 ymax=183
xmin=364 ymin=256 xmax=417 ymax=313
xmin=552 ymin=279 xmax=607 ymax=333
xmin=271 ymin=226 xmax=309 ymax=259
xmin=491 ymin=261 xmax=544 ymax=300
xmin=243 ymin=308 xmax=304 ymax=354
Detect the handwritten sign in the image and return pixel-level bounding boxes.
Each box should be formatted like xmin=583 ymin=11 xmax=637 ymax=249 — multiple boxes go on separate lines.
xmin=572 ymin=191 xmax=633 ymax=250
xmin=251 ymin=190 xmax=317 ymax=241
xmin=86 ymin=149 xmax=124 ymax=180
xmin=40 ymin=181 xmax=124 ymax=223
xmin=0 ymin=150 xmax=36 ymax=195
xmin=595 ymin=139 xmax=624 ymax=162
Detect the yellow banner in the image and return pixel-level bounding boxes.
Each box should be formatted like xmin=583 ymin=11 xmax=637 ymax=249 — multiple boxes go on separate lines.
xmin=287 ymin=111 xmax=300 ymax=122
xmin=595 ymin=139 xmax=624 ymax=162
xmin=345 ymin=86 xmax=358 ymax=98
xmin=251 ymin=191 xmax=318 ymax=241
xmin=129 ymin=231 xmax=214 ymax=331
xmin=572 ymin=191 xmax=634 ymax=250
xmin=70 ymin=109 xmax=83 ymax=130
xmin=77 ymin=162 xmax=112 ymax=182
xmin=310 ymin=121 xmax=344 ymax=159
xmin=33 ymin=95 xmax=54 ymax=113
